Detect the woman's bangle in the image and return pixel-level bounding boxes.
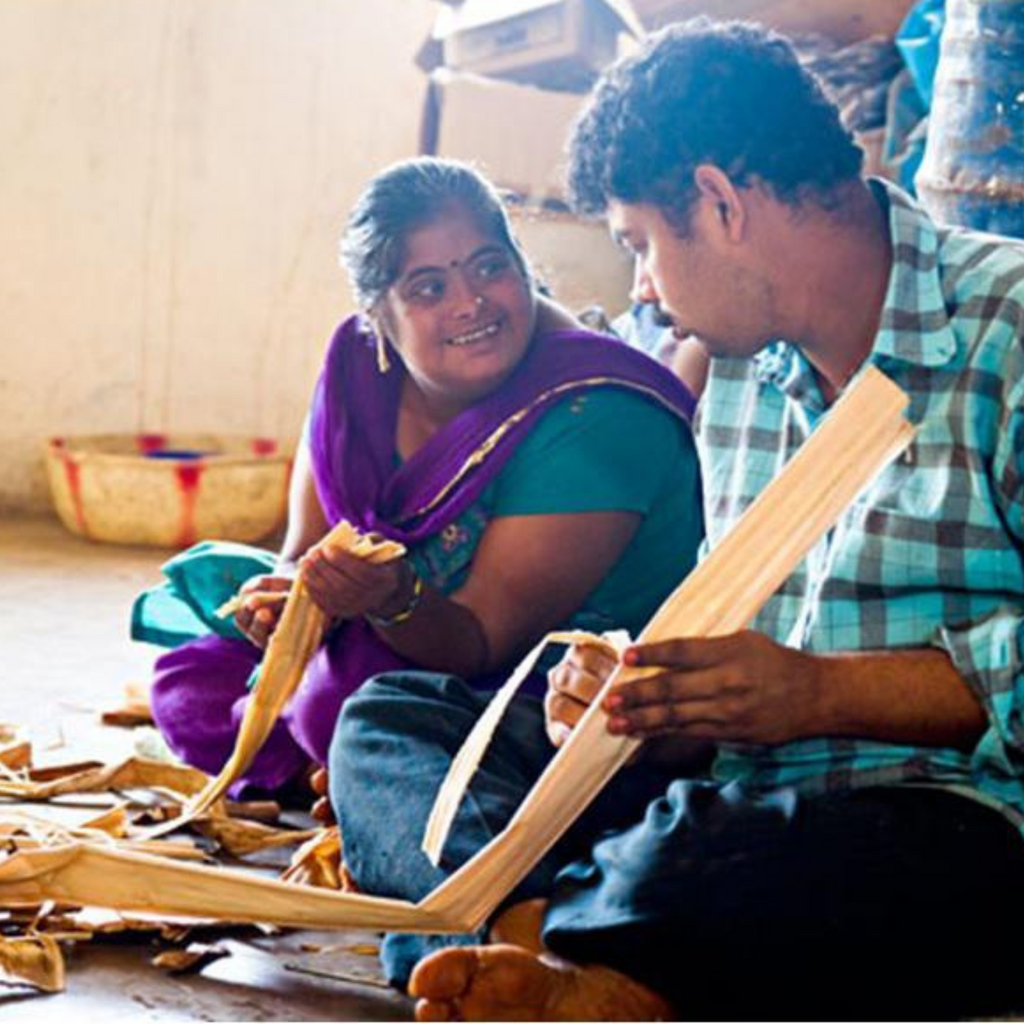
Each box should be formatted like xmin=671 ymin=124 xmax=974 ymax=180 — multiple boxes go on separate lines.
xmin=366 ymin=570 xmax=424 ymax=629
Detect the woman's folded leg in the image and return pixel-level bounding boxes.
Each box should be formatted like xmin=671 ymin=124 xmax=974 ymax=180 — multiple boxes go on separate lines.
xmin=150 ymin=634 xmax=310 ymax=794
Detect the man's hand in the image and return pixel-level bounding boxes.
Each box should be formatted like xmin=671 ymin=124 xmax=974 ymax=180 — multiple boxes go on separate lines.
xmin=605 ymin=631 xmax=825 ymax=746
xmin=545 ymin=642 xmax=617 ymax=747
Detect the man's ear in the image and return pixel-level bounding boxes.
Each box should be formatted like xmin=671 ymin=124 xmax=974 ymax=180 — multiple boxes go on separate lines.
xmin=693 ymin=165 xmax=746 ymax=242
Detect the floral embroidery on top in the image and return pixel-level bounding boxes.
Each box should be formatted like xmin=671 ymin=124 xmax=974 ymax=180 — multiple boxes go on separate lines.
xmin=410 ymin=502 xmax=491 ymax=594
xmin=440 ymin=522 xmax=470 ymax=552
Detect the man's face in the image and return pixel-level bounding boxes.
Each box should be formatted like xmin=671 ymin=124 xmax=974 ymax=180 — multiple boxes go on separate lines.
xmin=607 ymin=198 xmax=775 ymax=360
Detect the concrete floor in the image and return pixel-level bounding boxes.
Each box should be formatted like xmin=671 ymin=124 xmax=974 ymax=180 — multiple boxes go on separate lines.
xmin=0 ymin=515 xmax=412 ymax=1020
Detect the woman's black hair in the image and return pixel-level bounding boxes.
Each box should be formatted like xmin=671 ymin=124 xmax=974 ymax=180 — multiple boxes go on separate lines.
xmin=341 ymin=157 xmax=532 ymax=309
xmin=567 ymin=19 xmax=864 ymax=234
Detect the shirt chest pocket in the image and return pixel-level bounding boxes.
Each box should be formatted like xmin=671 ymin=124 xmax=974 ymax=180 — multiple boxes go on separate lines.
xmin=836 ymin=447 xmax=998 ymax=593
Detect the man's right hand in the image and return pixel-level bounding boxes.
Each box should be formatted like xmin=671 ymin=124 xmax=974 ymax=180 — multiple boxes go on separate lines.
xmin=234 ymin=574 xmax=293 ymax=648
xmin=544 ymin=642 xmax=617 ymax=747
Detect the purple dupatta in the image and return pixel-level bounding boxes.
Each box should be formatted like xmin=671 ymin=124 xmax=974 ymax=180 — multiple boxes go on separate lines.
xmin=308 ymin=315 xmax=696 ymax=544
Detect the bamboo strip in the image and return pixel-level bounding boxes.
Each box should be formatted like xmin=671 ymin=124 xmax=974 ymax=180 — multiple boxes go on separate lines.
xmin=418 ymin=365 xmax=914 ymax=928
xmin=142 ymin=521 xmax=405 ymax=838
xmin=0 ymin=844 xmax=453 ymax=934
xmin=0 ymin=757 xmax=209 ymax=802
xmin=0 ymin=813 xmax=208 ymax=861
xmin=0 ymin=368 xmax=912 ymax=936
xmin=422 ymin=631 xmax=625 ymax=865
xmin=0 ymin=934 xmax=65 ymax=992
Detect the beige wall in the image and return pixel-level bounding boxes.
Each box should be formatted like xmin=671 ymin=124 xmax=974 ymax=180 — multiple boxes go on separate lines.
xmin=633 ymin=0 xmax=915 ymax=43
xmin=1 ymin=0 xmax=437 ymax=514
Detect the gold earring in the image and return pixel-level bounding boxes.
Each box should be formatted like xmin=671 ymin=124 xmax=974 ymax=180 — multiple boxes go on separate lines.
xmin=375 ymin=332 xmax=391 ymax=374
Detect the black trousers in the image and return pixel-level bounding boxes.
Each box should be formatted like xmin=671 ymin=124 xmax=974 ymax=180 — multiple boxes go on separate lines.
xmin=333 ymin=673 xmax=1024 ymax=1020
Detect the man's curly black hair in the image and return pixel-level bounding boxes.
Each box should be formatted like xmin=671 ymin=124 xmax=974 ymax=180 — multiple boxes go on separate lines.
xmin=567 ymin=19 xmax=864 ymax=234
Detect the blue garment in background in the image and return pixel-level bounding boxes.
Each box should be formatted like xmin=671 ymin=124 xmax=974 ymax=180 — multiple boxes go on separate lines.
xmin=897 ymin=0 xmax=945 ymax=107
xmin=889 ymin=0 xmax=945 ymax=193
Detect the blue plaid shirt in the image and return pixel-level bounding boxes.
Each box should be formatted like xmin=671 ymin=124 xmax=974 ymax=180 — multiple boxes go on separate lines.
xmin=697 ymin=180 xmax=1024 ymax=830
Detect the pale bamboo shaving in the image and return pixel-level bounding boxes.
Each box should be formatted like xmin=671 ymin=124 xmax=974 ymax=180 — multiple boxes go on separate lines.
xmin=80 ymin=804 xmax=130 ymax=838
xmin=281 ymin=826 xmax=344 ymax=890
xmin=422 ymin=631 xmax=627 ymax=865
xmin=0 ymin=756 xmax=209 ymax=802
xmin=0 ymin=934 xmax=65 ymax=992
xmin=101 ymin=679 xmax=154 ymax=727
xmin=143 ymin=520 xmax=405 ymax=840
xmin=151 ymin=942 xmax=229 ymax=975
xmin=0 ymin=742 xmax=31 ymax=772
xmin=0 ymin=369 xmax=912 ymax=936
xmin=192 ymin=817 xmax=320 ymax=859
xmin=0 ymin=811 xmax=206 ymax=862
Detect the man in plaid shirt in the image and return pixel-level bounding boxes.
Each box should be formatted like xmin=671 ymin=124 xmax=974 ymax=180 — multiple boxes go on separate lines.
xmin=339 ymin=19 xmax=1024 ymax=1022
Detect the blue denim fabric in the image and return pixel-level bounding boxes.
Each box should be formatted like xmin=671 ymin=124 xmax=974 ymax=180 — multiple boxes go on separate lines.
xmin=543 ymin=783 xmax=1024 ymax=1019
xmin=329 ymin=672 xmax=556 ymax=986
xmin=329 ymin=671 xmax=676 ymax=988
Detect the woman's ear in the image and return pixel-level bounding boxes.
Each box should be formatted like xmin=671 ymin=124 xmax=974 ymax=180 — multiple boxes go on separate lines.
xmin=693 ymin=164 xmax=746 ymax=242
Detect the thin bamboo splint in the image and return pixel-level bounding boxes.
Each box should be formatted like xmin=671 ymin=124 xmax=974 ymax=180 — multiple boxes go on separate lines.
xmin=0 ymin=757 xmax=209 ymax=802
xmin=142 ymin=522 xmax=404 ymax=839
xmin=0 ymin=367 xmax=914 ymax=934
xmin=421 ymin=630 xmax=627 ymax=865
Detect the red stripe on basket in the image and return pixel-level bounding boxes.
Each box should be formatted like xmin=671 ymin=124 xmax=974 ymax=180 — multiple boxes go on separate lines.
xmin=175 ymin=463 xmax=203 ymax=548
xmin=60 ymin=452 xmax=89 ymax=536
xmin=137 ymin=434 xmax=167 ymax=454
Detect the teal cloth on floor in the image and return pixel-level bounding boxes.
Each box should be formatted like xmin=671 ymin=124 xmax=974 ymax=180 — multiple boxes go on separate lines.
xmin=130 ymin=540 xmax=278 ymax=649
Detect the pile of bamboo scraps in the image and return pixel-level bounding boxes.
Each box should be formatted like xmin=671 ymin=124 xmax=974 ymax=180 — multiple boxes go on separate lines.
xmin=0 ymin=743 xmax=342 ymax=995
xmin=0 ymin=518 xmax=402 ymax=996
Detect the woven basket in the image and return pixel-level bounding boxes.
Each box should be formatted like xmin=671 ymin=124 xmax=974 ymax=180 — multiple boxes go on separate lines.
xmin=45 ymin=433 xmax=292 ymax=548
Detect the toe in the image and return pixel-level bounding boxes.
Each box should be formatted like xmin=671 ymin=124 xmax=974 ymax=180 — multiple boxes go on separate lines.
xmin=409 ymin=946 xmax=478 ymax=1001
xmin=415 ymin=997 xmax=456 ymax=1022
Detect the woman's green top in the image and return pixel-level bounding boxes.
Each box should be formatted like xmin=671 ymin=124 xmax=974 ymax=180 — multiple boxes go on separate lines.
xmin=133 ymin=386 xmax=704 ymax=660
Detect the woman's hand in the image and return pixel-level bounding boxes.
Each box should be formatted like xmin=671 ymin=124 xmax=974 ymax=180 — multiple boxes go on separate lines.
xmin=544 ymin=642 xmax=617 ymax=747
xmin=300 ymin=547 xmax=411 ymax=625
xmin=235 ymin=574 xmax=294 ymax=649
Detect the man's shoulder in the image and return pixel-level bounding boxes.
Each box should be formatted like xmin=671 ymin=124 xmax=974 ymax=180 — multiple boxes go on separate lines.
xmin=936 ymin=224 xmax=1024 ymax=314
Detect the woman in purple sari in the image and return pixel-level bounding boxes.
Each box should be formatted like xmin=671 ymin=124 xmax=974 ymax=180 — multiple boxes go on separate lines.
xmin=147 ymin=158 xmax=703 ymax=798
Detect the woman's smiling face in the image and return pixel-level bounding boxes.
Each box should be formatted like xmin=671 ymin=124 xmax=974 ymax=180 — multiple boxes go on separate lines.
xmin=378 ymin=203 xmax=537 ymax=417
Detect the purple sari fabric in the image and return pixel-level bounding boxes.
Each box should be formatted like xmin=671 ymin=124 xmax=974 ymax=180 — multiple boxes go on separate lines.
xmin=152 ymin=315 xmax=696 ymax=794
xmin=307 ymin=316 xmax=696 ymax=544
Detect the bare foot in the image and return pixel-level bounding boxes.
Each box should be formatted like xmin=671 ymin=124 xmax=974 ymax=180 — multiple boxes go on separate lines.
xmin=409 ymin=944 xmax=673 ymax=1022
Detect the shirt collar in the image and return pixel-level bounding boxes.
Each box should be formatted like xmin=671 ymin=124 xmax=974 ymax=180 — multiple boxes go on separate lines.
xmin=752 ymin=178 xmax=959 ymax=403
xmin=870 ymin=177 xmax=958 ymax=368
